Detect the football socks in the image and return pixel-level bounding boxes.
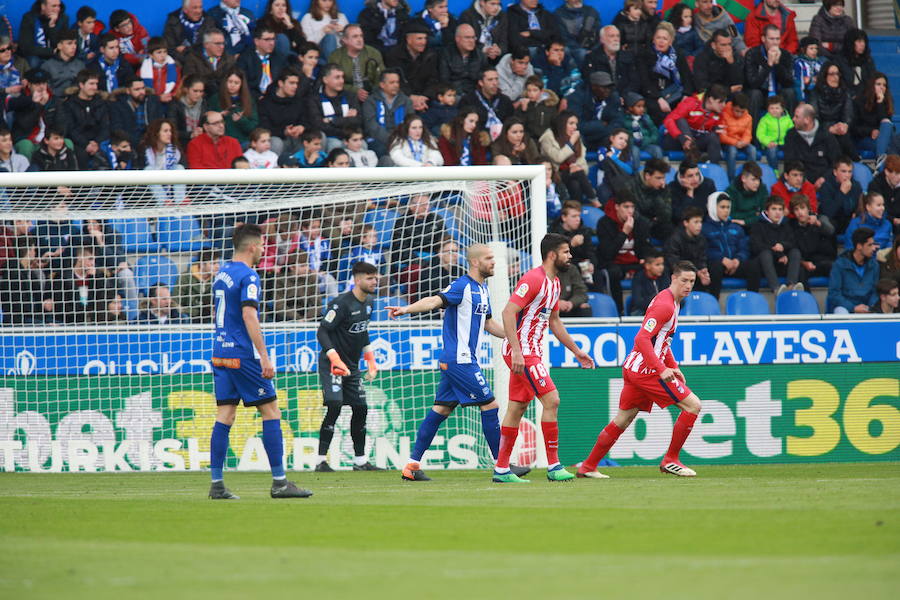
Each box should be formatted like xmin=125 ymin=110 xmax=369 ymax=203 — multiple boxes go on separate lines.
xmin=261 ymin=419 xmax=286 ymax=480
xmin=209 ymin=421 xmax=231 ymax=482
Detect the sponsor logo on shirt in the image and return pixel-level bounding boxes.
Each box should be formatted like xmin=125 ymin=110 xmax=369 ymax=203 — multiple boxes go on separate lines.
xmin=515 ymin=283 xmax=529 ymax=298
xmin=644 ymin=318 xmax=657 ymax=332
xmin=247 ymin=284 xmax=259 ymax=300
xmin=349 ymin=321 xmax=369 ymax=333
xmin=324 ymin=309 xmax=337 ymax=323
xmin=474 ymin=303 xmax=489 ymax=315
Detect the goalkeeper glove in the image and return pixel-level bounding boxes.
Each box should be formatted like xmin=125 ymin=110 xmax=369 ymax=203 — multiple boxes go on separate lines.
xmin=326 ymin=349 xmax=350 ymax=376
xmin=363 ymin=349 xmax=377 ymax=380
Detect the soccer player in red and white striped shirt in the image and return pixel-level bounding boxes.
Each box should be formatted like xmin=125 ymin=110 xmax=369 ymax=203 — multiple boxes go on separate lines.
xmin=578 ymin=261 xmax=703 ymax=478
xmin=493 ymin=233 xmax=595 ymax=483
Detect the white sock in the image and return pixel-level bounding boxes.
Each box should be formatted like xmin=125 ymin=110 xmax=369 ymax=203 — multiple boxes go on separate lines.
xmin=494 ymin=466 xmax=510 ymax=474
xmin=317 ymin=455 xmax=327 ymax=464
xmin=548 ymin=462 xmax=561 ymax=470
xmin=273 ymin=475 xmax=286 ymax=481
xmin=353 ymin=455 xmax=368 ymax=466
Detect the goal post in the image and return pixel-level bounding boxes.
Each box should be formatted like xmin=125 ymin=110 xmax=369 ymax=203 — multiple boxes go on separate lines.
xmin=0 ymin=165 xmax=546 ymax=473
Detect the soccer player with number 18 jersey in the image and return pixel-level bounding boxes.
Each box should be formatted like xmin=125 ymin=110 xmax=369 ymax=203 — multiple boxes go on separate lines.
xmin=578 ymin=261 xmax=704 ymax=479
xmin=493 ymin=233 xmax=595 ymax=483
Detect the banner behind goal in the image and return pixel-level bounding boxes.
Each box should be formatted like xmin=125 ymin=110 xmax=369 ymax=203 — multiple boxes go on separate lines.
xmin=0 ymin=166 xmax=545 ymax=472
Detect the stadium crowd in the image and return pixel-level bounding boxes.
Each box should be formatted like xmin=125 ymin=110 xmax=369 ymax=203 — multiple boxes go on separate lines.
xmin=1 ymin=0 xmax=899 ymax=323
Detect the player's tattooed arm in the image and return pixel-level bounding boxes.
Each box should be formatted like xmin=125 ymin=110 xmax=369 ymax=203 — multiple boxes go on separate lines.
xmin=549 ymin=311 xmax=594 ymax=368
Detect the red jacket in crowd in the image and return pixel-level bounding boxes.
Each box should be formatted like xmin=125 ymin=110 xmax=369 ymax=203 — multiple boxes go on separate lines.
xmin=743 ymin=2 xmax=799 ymax=55
xmin=663 ymin=94 xmax=722 ymax=139
xmin=772 ymin=179 xmax=819 ymax=216
xmin=187 ymin=133 xmax=243 ymax=169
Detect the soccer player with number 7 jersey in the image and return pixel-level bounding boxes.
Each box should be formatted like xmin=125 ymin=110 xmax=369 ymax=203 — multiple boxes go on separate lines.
xmin=493 ymin=233 xmax=596 ymax=483
xmin=578 ymin=261 xmax=704 ymax=479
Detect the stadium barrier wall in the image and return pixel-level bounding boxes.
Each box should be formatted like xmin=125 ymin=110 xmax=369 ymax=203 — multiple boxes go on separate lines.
xmin=2 ymin=318 xmax=898 ymax=472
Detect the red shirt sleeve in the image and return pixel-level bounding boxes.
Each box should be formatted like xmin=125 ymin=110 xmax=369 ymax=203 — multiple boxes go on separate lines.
xmin=633 ymin=299 xmax=674 ymax=373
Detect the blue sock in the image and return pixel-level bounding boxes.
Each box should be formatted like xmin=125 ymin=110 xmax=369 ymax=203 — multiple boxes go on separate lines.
xmin=261 ymin=419 xmax=286 ymax=479
xmin=480 ymin=408 xmax=500 ymax=460
xmin=210 ymin=421 xmax=231 ymax=482
xmin=411 ymin=410 xmax=448 ymax=462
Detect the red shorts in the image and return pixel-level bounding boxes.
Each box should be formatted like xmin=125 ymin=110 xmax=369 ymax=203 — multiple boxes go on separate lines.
xmin=620 ymin=370 xmax=692 ymax=413
xmin=504 ymin=352 xmax=556 ymax=404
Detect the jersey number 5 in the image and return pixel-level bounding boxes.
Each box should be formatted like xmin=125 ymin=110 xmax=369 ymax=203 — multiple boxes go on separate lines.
xmin=215 ymin=289 xmax=225 ymax=328
xmin=528 ymin=363 xmax=549 ymax=381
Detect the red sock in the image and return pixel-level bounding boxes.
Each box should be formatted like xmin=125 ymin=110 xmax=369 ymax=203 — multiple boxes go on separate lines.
xmin=580 ymin=422 xmax=624 ymax=473
xmin=541 ymin=421 xmax=559 ymax=465
xmin=495 ymin=426 xmax=518 ymax=469
xmin=664 ymin=411 xmax=698 ymax=463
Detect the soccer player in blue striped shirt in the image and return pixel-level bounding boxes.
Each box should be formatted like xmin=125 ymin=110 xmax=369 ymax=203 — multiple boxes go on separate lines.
xmin=387 ymin=244 xmax=529 ymax=481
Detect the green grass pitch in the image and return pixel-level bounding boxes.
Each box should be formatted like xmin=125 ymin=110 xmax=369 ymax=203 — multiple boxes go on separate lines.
xmin=1 ymin=463 xmax=898 ymax=600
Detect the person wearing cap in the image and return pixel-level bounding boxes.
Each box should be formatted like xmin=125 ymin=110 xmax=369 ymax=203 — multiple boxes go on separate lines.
xmin=565 ymin=70 xmax=623 ymax=152
xmin=385 ymin=19 xmax=439 ymax=111
xmin=744 ymin=0 xmax=798 ymax=55
xmin=693 ymin=28 xmax=745 ymax=97
xmin=622 ymin=91 xmax=661 ymax=173
xmin=42 ymin=29 xmax=85 ymax=97
xmin=7 ymin=68 xmax=65 ymax=159
xmin=19 ymin=0 xmax=71 ymax=69
xmin=701 ymin=191 xmax=760 ymax=299
xmin=458 ymin=0 xmax=509 ymax=63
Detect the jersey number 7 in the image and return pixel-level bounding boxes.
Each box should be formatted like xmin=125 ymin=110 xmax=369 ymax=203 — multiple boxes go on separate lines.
xmin=215 ymin=289 xmax=226 ymax=328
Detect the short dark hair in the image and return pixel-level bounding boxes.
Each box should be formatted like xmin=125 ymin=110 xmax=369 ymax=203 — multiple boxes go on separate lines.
xmin=765 ymin=196 xmax=785 ymax=209
xmin=326 ymin=147 xmax=349 ymax=164
xmin=741 ymin=161 xmax=762 ymax=180
xmin=644 ymin=158 xmax=669 ymax=177
xmin=231 ymin=156 xmax=249 ymax=167
xmin=644 ymin=247 xmax=664 ymax=261
xmin=766 ymin=94 xmax=785 ymax=109
xmin=276 ymin=66 xmax=300 ymax=83
xmin=834 ymin=155 xmax=854 ymax=170
xmin=254 ymin=25 xmax=276 ymax=39
xmin=352 ymin=261 xmax=378 ymax=276
xmin=732 ymin=92 xmax=749 ymax=110
xmin=789 ymin=193 xmax=810 ymax=211
xmin=232 ymin=223 xmax=264 ymax=250
xmin=109 ymin=129 xmax=130 ymax=146
xmin=99 ymin=32 xmax=117 ymax=48
xmin=710 ymin=28 xmax=731 ymax=44
xmin=876 ymin=277 xmax=898 ymax=297
xmin=301 ymin=129 xmax=321 ymax=143
xmin=784 ymin=160 xmax=805 ymax=175
xmin=678 ymin=159 xmax=699 ymax=176
xmin=434 ymin=82 xmax=454 ymax=97
xmin=851 ymin=227 xmax=874 ymax=248
xmin=146 ymin=36 xmax=167 ymax=54
xmin=76 ymin=69 xmax=99 ymax=86
xmin=380 ymin=68 xmax=401 ymax=82
xmin=57 ymin=29 xmax=78 ymax=43
xmin=321 ymin=62 xmax=343 ymax=78
xmin=544 ymin=37 xmax=565 ymax=51
xmin=342 ymin=126 xmax=363 ymax=140
xmin=682 ymin=206 xmax=704 ymax=222
xmin=614 ymin=188 xmax=636 ymax=205
xmin=76 ymin=6 xmax=97 ymax=22
xmin=0 ymin=128 xmax=11 ymax=139
xmin=297 ymin=42 xmax=320 ymax=56
xmin=479 ymin=67 xmax=498 ymax=82
xmin=510 ymin=45 xmax=530 ymax=61
xmin=540 ymin=233 xmax=569 ymax=260
xmin=706 ymin=84 xmax=728 ymax=102
xmin=672 ymin=261 xmax=697 ymax=275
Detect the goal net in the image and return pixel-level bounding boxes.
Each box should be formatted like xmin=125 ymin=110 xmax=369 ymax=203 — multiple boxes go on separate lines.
xmin=0 ymin=166 xmax=545 ymax=473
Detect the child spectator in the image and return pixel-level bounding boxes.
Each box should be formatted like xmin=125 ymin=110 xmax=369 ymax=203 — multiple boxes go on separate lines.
xmin=702 ymin=191 xmax=759 ymax=298
xmin=790 ymin=193 xmax=836 ymax=288
xmin=756 ymin=95 xmax=793 ymax=168
xmin=622 ymin=92 xmax=662 ymax=173
xmin=844 ymin=192 xmax=893 ymax=251
xmin=629 ymin=248 xmax=670 ymax=315
xmin=664 ymin=206 xmax=712 ymax=294
xmin=299 ymin=214 xmax=338 ymax=298
xmin=612 ymin=0 xmax=646 ymax=52
xmin=173 ymin=249 xmax=220 ymax=322
xmin=750 ymin=196 xmax=803 ymax=296
xmin=325 ymin=148 xmax=351 ymax=167
xmin=531 ymin=38 xmax=580 ymax=98
xmin=88 ymin=33 xmax=135 ymax=93
xmin=598 ymin=128 xmax=634 ymax=197
xmin=0 ymin=129 xmax=31 ymax=172
xmin=340 ymin=225 xmax=383 ymax=290
xmin=516 ymin=75 xmax=558 ymax=141
xmin=259 ymin=212 xmax=301 ymax=275
xmin=772 ymin=161 xmax=827 ymax=232
xmin=549 ymin=200 xmax=596 ymax=289
xmin=342 ymin=127 xmax=378 ymax=168
xmin=719 ymin=92 xmax=757 ymax=180
xmin=540 ymin=111 xmax=598 ymax=207
xmin=817 ymin=156 xmax=861 ymax=236
xmin=74 ymin=6 xmax=99 ymax=63
xmin=140 ymin=37 xmax=181 ymax=104
xmin=139 ymin=119 xmax=188 ymax=206
xmin=827 ymin=226 xmax=879 ymax=313
xmin=868 ymin=155 xmax=900 ymax=232
xmin=208 ymin=66 xmax=258 ymax=147
xmin=244 ymin=128 xmax=278 ymax=168
xmin=596 ymin=190 xmax=652 ymax=313
xmin=669 ymin=159 xmax=716 ymax=224
xmin=667 ymin=2 xmax=703 ymax=57
xmin=439 ymin=109 xmax=490 ymax=166
xmin=109 ymin=10 xmax=150 ymax=69
xmin=625 ymin=157 xmax=673 ymax=241
xmin=725 ymin=161 xmax=768 ymax=228
xmin=32 ymin=128 xmax=78 ymax=171
xmin=388 ymin=114 xmax=443 ymax=167
xmin=491 ymin=116 xmax=540 ymax=165
xmin=43 ymin=29 xmax=85 ymax=97
xmin=871 ymin=278 xmax=900 ymax=313
xmin=794 ymin=36 xmax=824 ymax=103
xmin=288 ymin=129 xmax=327 ymax=168
xmin=662 ymin=84 xmax=727 ymax=166
xmin=421 ymin=82 xmax=458 ymax=136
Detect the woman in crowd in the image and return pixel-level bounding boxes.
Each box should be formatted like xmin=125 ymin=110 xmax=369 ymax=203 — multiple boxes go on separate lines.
xmin=169 ymin=75 xmax=207 ymax=144
xmin=540 ymin=111 xmax=598 ymax=207
xmin=258 ymin=0 xmax=307 ymax=58
xmin=808 ymin=61 xmax=859 ymax=161
xmin=809 ymin=0 xmax=855 ymax=56
xmin=208 ymin=67 xmax=259 ymax=148
xmin=490 ymin=117 xmax=540 ymax=165
xmin=837 ymin=28 xmax=876 ymax=95
xmin=138 ymin=118 xmax=188 ymax=206
xmin=300 ymin=0 xmax=348 ymax=59
xmin=845 ymin=192 xmax=894 ymax=251
xmin=636 ymin=22 xmax=693 ymax=126
xmin=853 ymin=73 xmax=894 ymax=161
xmin=388 ymin=114 xmax=444 ymax=167
xmin=439 ymin=109 xmax=489 ymax=166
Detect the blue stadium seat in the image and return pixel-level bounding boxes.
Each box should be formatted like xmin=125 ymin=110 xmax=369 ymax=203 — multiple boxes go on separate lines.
xmin=156 ymin=216 xmax=209 ymax=252
xmin=726 ymin=291 xmax=770 ymax=315
xmin=432 ymin=207 xmax=471 ymax=247
xmin=586 ymin=292 xmax=618 ymax=317
xmin=133 ymin=255 xmax=179 ymax=295
xmin=373 ymin=296 xmax=404 ymax=321
xmin=621 ymin=278 xmax=632 ymax=291
xmin=664 ymin=165 xmax=677 ymax=184
xmin=776 ymin=290 xmax=820 ymax=315
xmin=853 ymin=162 xmax=874 ymax=192
xmin=581 ymin=206 xmax=604 ymax=230
xmin=699 ymin=162 xmax=729 ymax=192
xmin=807 ymin=276 xmax=829 ymax=288
xmin=111 ymin=218 xmax=159 ymax=253
xmin=722 ymin=277 xmax=748 ymax=290
xmin=624 ymin=294 xmax=633 ymax=316
xmin=363 ymin=208 xmax=400 ymax=249
xmin=681 ymin=291 xmax=720 ymax=316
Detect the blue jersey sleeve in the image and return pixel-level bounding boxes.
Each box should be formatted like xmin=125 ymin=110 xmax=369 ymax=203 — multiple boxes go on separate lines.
xmin=240 ymin=271 xmax=262 ymax=308
xmin=438 ymin=277 xmax=467 ymax=307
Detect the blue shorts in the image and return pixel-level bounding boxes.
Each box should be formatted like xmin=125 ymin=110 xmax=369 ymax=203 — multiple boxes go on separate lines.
xmin=213 ymin=357 xmax=277 ymax=407
xmin=434 ymin=362 xmax=495 ymax=408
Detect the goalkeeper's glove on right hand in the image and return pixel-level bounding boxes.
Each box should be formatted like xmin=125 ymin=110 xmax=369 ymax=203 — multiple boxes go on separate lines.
xmin=327 ymin=349 xmax=351 ymax=376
